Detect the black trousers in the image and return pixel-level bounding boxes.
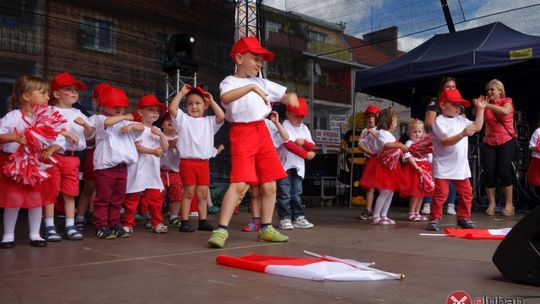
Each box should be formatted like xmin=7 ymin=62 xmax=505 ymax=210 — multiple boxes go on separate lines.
xmin=481 ymin=140 xmax=516 ymax=188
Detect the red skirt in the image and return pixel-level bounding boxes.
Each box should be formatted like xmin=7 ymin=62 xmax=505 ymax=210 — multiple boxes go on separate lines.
xmin=0 ymin=152 xmax=57 ymax=208
xmin=359 ymin=156 xmax=403 ymax=191
xmin=528 ymin=157 xmax=540 ymax=186
xmin=400 ymin=161 xmax=433 ymax=197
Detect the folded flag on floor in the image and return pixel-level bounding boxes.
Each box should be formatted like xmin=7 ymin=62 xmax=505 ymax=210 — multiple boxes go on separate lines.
xmin=216 ymin=253 xmax=404 ymax=281
xmin=444 ymin=228 xmax=511 ymax=240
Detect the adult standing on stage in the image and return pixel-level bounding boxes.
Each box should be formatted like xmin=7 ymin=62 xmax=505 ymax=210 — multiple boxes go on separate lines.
xmin=479 ymin=79 xmax=516 ymax=216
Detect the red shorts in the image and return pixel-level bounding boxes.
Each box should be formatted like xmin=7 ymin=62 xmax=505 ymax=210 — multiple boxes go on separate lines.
xmin=48 ymin=154 xmax=80 ymax=198
xmin=160 ymin=169 xmax=183 ymax=201
xmin=83 ymin=148 xmax=95 ymax=181
xmin=229 ymin=121 xmax=287 ymax=184
xmin=180 ymin=159 xmax=210 ymax=186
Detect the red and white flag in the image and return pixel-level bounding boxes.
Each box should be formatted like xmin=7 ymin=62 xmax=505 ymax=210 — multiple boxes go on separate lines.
xmin=444 ymin=228 xmax=511 ymax=240
xmin=216 ymin=253 xmax=403 ymax=281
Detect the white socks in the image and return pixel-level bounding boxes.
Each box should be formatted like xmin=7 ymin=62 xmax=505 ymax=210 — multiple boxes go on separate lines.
xmin=1 ymin=207 xmax=44 ymax=242
xmin=28 ymin=207 xmax=44 ymax=241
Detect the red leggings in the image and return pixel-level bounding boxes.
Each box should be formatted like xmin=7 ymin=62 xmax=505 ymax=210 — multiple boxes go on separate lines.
xmin=124 ymin=189 xmax=163 ymax=227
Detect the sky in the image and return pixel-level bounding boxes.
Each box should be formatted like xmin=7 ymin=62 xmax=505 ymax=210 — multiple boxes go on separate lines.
xmin=263 ymin=0 xmax=540 ymax=51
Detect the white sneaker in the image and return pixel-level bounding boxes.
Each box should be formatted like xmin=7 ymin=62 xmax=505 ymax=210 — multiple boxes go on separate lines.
xmin=421 ymin=204 xmax=431 ymax=215
xmin=279 ymin=219 xmax=294 ymax=230
xmin=188 ymin=211 xmax=199 ymax=217
xmin=292 ymin=216 xmax=314 ymax=229
xmin=446 ymin=204 xmax=456 ymax=215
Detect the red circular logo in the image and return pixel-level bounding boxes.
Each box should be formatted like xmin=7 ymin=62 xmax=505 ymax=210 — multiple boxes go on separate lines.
xmin=446 ymin=290 xmax=472 ymax=304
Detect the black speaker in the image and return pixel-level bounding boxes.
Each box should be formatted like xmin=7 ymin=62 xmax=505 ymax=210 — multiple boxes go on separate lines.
xmin=492 ymin=205 xmax=540 ymax=286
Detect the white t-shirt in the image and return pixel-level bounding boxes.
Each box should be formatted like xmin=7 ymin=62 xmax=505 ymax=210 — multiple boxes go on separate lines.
xmin=93 ymin=114 xmax=138 ymax=170
xmin=402 ymin=139 xmax=433 ymax=163
xmin=160 ymin=134 xmax=180 ymax=172
xmin=54 ymin=107 xmax=90 ymax=153
xmin=127 ymin=126 xmax=164 ymax=193
xmin=172 ymin=110 xmax=223 ymax=159
xmin=278 ymin=120 xmax=313 ymax=179
xmin=264 ymin=119 xmax=285 ymax=149
xmin=219 ymin=76 xmax=287 ymax=123
xmin=85 ymin=114 xmax=98 ymax=146
xmin=0 ymin=109 xmax=66 ymax=154
xmin=530 ymin=127 xmax=540 ymax=159
xmin=359 ymin=127 xmax=377 ymax=157
xmin=432 ymin=115 xmax=472 ymax=179
xmin=373 ymin=129 xmax=396 ymax=154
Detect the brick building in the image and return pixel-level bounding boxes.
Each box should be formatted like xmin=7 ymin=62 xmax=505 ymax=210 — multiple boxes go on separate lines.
xmin=0 ymin=0 xmax=235 ymax=115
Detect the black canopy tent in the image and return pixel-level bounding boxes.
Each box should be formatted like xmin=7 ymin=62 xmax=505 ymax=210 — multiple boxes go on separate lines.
xmin=355 ymin=22 xmax=540 ymax=115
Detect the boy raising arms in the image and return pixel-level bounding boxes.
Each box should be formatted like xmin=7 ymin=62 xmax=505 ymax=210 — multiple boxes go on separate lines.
xmin=208 ymin=37 xmax=299 ymax=248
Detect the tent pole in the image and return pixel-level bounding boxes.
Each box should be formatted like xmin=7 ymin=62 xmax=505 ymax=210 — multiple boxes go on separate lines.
xmin=440 ymin=0 xmax=455 ymax=33
xmin=349 ymin=68 xmax=357 ymax=208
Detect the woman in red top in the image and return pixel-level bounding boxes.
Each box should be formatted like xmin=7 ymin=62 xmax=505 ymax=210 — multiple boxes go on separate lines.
xmin=480 ymin=79 xmax=516 ymax=216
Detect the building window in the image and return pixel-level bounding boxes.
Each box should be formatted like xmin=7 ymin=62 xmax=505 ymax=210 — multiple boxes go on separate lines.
xmin=265 ymin=20 xmax=282 ymax=40
xmin=308 ymin=30 xmax=327 ymax=43
xmin=80 ymin=17 xmax=113 ymax=52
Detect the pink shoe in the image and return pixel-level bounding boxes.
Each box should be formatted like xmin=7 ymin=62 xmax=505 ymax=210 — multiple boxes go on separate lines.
xmin=414 ymin=214 xmax=427 ymax=221
xmin=381 ymin=217 xmax=396 ymax=225
xmin=371 ymin=217 xmax=382 ymax=225
xmin=408 ymin=213 xmax=417 ymax=221
xmin=241 ymin=222 xmax=260 ymax=232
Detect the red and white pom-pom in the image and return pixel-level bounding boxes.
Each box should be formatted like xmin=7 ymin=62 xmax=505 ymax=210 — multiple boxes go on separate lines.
xmin=418 ymin=162 xmax=435 ymax=192
xmin=536 ymin=136 xmax=540 ymax=153
xmin=3 ymin=104 xmax=66 ymax=186
xmin=377 ymin=146 xmax=403 ymax=170
xmin=409 ymin=134 xmax=433 ymax=159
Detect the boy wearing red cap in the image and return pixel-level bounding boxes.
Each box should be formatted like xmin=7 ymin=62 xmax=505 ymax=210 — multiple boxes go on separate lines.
xmin=169 ymin=85 xmax=224 ymax=233
xmin=43 ymin=71 xmax=94 ymax=241
xmin=123 ymin=95 xmax=169 ymax=235
xmin=357 ymin=105 xmax=380 ymax=220
xmin=426 ymin=89 xmax=487 ymax=231
xmin=208 ymin=36 xmax=299 ymax=248
xmin=92 ymin=86 xmax=143 ymax=239
xmin=276 ymin=97 xmax=316 ymax=230
xmin=76 ymin=82 xmax=110 ymax=231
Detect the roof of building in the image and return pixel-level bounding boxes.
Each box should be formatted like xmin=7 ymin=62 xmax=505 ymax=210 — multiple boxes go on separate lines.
xmin=344 ymin=34 xmax=392 ymax=67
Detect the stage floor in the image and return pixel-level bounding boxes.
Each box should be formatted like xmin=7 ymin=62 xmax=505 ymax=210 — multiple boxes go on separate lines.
xmin=1 ymin=207 xmax=538 ymax=304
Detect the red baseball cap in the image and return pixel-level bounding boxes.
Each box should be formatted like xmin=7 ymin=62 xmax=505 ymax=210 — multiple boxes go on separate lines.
xmin=51 ymin=71 xmax=87 ymax=92
xmin=99 ymin=86 xmax=129 ymax=108
xmin=93 ymin=82 xmax=111 ymax=101
xmin=137 ymin=94 xmax=167 ymax=112
xmin=230 ymin=36 xmax=274 ymax=62
xmin=364 ymin=105 xmax=381 ymax=115
xmin=287 ymin=97 xmax=309 ymax=116
xmin=187 ymin=86 xmax=207 ymax=98
xmin=439 ymin=89 xmax=470 ymax=108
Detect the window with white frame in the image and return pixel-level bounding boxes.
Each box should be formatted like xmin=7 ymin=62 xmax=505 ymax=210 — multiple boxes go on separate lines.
xmin=80 ymin=17 xmax=113 ymax=52
xmin=265 ymin=20 xmax=282 ymax=39
xmin=308 ymin=30 xmax=327 ymax=43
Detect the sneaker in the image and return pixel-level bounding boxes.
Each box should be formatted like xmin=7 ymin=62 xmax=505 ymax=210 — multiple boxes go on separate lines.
xmin=44 ymin=226 xmax=62 ymax=242
xmin=179 ymin=221 xmax=195 ymax=233
xmin=242 ymin=222 xmax=260 ymax=232
xmin=75 ymin=221 xmax=85 ymax=232
xmin=446 ymin=204 xmax=456 ymax=215
xmin=456 ymin=219 xmax=476 ymax=229
xmin=357 ymin=209 xmax=372 ymax=220
xmin=123 ymin=226 xmax=133 ymax=237
xmin=421 ymin=204 xmax=431 ymax=215
xmin=96 ymin=227 xmax=116 ymax=240
xmin=152 ymin=223 xmax=168 ymax=234
xmin=426 ymin=219 xmax=440 ymax=231
xmin=63 ymin=225 xmax=84 ymax=240
xmin=145 ymin=220 xmax=152 ymax=230
xmin=168 ymin=217 xmax=181 ymax=228
xmin=208 ymin=228 xmax=229 ymax=248
xmin=208 ymin=205 xmax=220 ymax=214
xmin=198 ymin=221 xmax=215 ymax=231
xmin=134 ymin=213 xmax=143 ymax=222
xmin=292 ymin=216 xmax=314 ymax=229
xmin=112 ymin=224 xmax=128 ymax=238
xmin=188 ymin=211 xmax=199 ymax=217
xmin=258 ymin=225 xmax=289 ymax=242
xmin=279 ymin=219 xmax=294 ymax=230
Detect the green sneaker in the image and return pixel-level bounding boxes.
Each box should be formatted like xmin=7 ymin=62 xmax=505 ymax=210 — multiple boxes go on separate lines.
xmin=258 ymin=225 xmax=289 ymax=242
xmin=168 ymin=217 xmax=181 ymax=228
xmin=208 ymin=228 xmax=229 ymax=248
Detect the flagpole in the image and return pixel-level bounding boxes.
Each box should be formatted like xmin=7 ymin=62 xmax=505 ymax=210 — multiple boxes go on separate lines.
xmin=303 ymin=250 xmax=405 ymax=280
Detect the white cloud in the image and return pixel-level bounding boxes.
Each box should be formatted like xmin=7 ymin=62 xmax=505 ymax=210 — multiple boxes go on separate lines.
xmin=397 ymin=36 xmax=427 ymax=52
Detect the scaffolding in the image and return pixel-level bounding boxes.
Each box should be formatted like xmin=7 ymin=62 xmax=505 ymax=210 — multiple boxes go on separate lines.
xmin=164 ymin=69 xmax=197 ymax=105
